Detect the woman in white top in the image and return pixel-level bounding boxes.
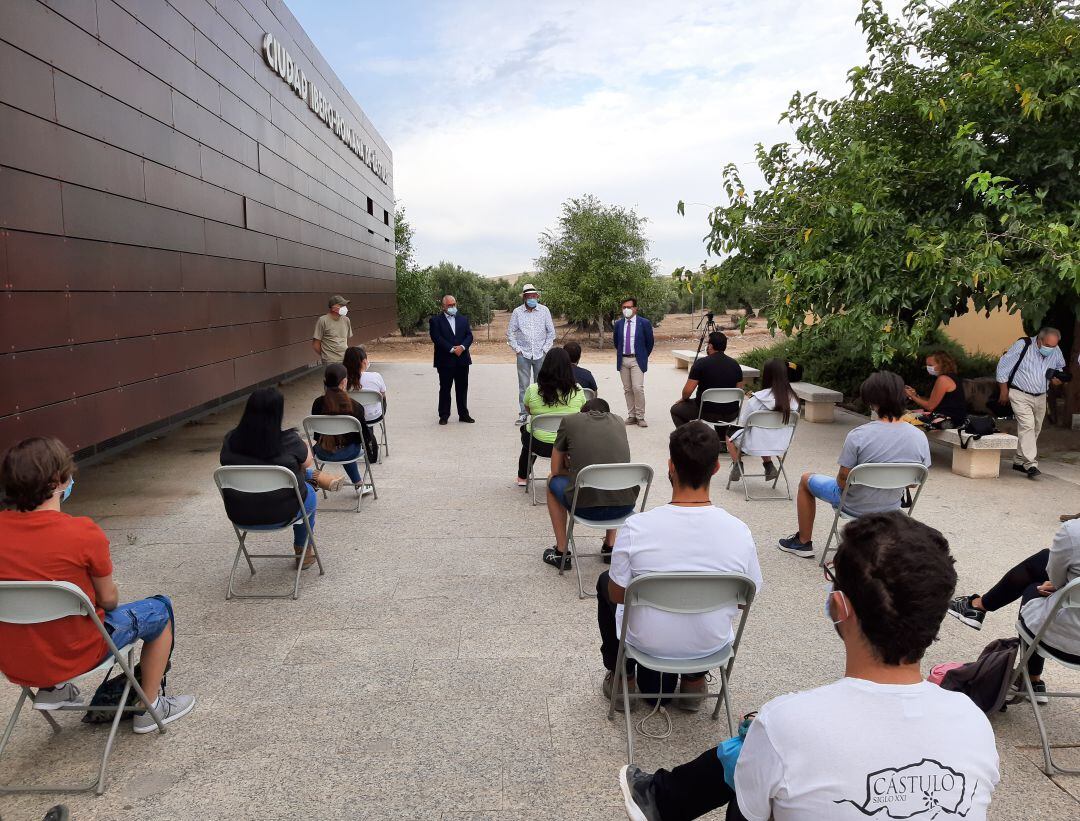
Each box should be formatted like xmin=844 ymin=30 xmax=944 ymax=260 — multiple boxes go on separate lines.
xmin=948 ymin=519 xmax=1080 ymax=701
xmin=727 ymin=358 xmax=799 ymax=483
xmin=343 ymin=346 xmax=386 ymax=423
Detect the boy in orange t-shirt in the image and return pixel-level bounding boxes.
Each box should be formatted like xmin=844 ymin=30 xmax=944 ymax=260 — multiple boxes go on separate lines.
xmin=0 ymin=437 xmax=195 ymax=733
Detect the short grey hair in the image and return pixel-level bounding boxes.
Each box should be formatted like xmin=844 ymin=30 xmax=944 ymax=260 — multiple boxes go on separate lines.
xmin=442 ymin=294 xmax=456 ymax=304
xmin=1037 ymin=326 xmax=1061 ymax=342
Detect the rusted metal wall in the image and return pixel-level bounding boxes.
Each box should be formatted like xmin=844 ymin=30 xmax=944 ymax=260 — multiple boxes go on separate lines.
xmin=0 ymin=0 xmax=396 ymax=457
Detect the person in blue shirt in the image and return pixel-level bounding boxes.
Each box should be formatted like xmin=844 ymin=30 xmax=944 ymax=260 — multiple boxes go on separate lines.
xmin=564 ymin=341 xmax=597 ymax=393
xmin=996 ymin=327 xmax=1068 ymax=480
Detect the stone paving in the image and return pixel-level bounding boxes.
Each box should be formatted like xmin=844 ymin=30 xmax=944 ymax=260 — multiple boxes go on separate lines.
xmin=1 ymin=359 xmax=1079 ymax=820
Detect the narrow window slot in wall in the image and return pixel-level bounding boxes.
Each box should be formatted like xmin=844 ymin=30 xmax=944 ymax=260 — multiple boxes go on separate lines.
xmin=367 ymin=197 xmax=374 ymax=215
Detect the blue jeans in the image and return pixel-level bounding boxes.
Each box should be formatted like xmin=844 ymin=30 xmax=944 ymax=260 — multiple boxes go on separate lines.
xmin=516 ymin=354 xmax=544 ymax=415
xmin=246 ymin=478 xmax=317 ymax=548
xmin=314 ymin=443 xmax=362 ymax=485
xmin=102 ymin=595 xmax=173 ymax=658
xmin=549 ymin=474 xmax=636 ymax=521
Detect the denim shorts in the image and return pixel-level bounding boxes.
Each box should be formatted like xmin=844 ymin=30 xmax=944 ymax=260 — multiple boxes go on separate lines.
xmin=103 ymin=595 xmax=173 ymax=656
xmin=806 ymin=474 xmax=843 ymax=508
xmin=549 ymin=474 xmax=635 ymax=521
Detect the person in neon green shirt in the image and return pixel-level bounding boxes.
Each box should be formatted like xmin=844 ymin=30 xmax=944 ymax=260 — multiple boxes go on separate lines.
xmin=517 ymin=348 xmax=585 ymax=485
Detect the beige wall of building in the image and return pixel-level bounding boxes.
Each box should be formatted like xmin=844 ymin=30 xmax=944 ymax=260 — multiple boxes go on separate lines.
xmin=942 ymin=301 xmax=1024 ymax=356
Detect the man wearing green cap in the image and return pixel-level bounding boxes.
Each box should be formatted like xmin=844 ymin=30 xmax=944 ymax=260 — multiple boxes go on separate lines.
xmin=312 ymin=295 xmax=354 ymax=364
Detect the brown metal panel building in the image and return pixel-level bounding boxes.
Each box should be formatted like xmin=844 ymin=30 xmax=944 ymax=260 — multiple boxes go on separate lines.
xmin=0 ymin=0 xmax=396 ymax=457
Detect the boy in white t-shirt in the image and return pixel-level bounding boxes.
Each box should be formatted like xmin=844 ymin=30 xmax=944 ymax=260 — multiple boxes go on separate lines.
xmin=598 ymin=421 xmax=763 ymax=711
xmin=619 ymin=512 xmax=999 ymax=821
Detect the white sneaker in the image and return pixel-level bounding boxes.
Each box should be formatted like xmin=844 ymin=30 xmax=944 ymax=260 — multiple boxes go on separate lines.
xmin=132 ymin=694 xmax=196 ymax=734
xmin=33 ymin=683 xmax=82 ymax=711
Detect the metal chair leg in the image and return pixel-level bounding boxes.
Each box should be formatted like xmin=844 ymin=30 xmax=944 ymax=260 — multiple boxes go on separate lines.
xmin=718 ymin=667 xmax=733 ymax=735
xmin=819 ymin=512 xmax=842 ymax=567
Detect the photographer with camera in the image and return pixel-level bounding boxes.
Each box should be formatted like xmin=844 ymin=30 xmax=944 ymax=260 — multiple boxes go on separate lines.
xmin=996 ymin=327 xmax=1068 ymax=480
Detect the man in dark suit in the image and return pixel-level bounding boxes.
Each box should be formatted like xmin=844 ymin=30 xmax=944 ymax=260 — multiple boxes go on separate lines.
xmin=613 ymin=297 xmax=654 ymax=427
xmin=429 ymin=295 xmax=475 ymax=425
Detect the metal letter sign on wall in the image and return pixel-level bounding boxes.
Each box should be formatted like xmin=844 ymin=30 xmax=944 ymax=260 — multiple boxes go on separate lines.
xmin=262 ymin=32 xmax=390 ymax=186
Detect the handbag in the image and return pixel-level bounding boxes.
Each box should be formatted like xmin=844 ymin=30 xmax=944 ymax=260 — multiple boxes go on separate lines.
xmin=959 ymin=414 xmax=996 ymax=449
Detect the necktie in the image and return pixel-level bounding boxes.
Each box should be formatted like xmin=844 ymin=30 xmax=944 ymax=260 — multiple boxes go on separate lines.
xmin=624 ymin=319 xmax=632 ymax=355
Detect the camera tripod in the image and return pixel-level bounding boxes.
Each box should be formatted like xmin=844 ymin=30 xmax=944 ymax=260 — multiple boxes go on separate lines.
xmin=693 ymin=311 xmax=720 ymax=363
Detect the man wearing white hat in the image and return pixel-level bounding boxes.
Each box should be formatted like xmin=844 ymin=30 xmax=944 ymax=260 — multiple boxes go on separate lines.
xmin=507 ymin=283 xmax=556 ymax=425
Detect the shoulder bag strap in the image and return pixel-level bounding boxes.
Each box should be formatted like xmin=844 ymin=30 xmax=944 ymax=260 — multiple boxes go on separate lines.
xmin=1006 ymin=337 xmax=1033 ymax=389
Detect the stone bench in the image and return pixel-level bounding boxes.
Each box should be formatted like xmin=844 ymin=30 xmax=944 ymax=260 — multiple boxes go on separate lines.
xmin=671 ymin=349 xmax=760 ymax=380
xmin=926 ymin=429 xmax=1019 ymax=479
xmin=791 ymin=382 xmax=844 ymax=423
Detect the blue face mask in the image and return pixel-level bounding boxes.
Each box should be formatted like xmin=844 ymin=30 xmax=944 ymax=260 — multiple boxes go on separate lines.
xmin=61 ymin=478 xmax=74 ymax=502
xmin=1039 ymin=345 xmax=1055 ymax=357
xmin=446 ymin=306 xmax=458 ymax=316
xmin=525 ymin=298 xmax=538 ymax=309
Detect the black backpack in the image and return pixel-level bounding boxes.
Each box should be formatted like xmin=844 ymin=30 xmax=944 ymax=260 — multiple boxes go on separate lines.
xmin=81 ymin=659 xmax=171 ymax=724
xmin=940 ymin=637 xmax=1020 ymax=715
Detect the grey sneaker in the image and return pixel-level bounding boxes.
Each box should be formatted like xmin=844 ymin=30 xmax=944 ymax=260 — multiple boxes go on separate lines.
xmin=763 ymin=461 xmax=780 ymax=482
xmin=603 ymin=671 xmax=635 ymax=712
xmin=619 ymin=764 xmax=661 ymax=821
xmin=33 ymin=683 xmax=82 ymax=711
xmin=133 ymin=694 xmax=196 ymax=734
xmin=675 ymin=676 xmax=707 ymax=712
xmin=728 ymin=461 xmax=743 ymax=482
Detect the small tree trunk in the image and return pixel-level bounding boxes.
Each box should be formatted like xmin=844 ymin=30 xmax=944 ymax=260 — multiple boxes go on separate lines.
xmin=596 ymin=314 xmax=604 ymax=349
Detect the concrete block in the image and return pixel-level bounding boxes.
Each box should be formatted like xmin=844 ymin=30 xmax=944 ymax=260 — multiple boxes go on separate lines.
xmin=802 ymin=400 xmax=836 ymax=423
xmin=951 ymin=445 xmax=1001 ymax=478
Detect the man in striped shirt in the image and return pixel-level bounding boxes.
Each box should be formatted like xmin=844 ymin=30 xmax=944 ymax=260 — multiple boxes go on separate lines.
xmin=996 ymin=327 xmax=1067 ymax=480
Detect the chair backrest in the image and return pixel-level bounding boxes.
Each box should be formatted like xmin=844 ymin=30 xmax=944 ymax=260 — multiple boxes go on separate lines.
xmin=699 ymin=388 xmax=745 ymax=407
xmin=575 ymin=462 xmax=653 ymax=492
xmin=846 ymin=462 xmax=928 ymax=490
xmin=582 ymin=388 xmax=597 ymax=401
xmin=530 ymin=413 xmax=570 ymax=434
xmin=744 ymin=409 xmax=798 ymax=431
xmin=1018 ymin=577 xmax=1080 ymax=670
xmin=0 ymin=580 xmax=97 ymax=625
xmin=213 ymin=464 xmax=300 ymax=494
xmin=624 ymin=572 xmax=757 ymax=614
xmin=348 ymin=390 xmax=384 ymax=409
xmin=302 ymin=414 xmax=362 ymax=439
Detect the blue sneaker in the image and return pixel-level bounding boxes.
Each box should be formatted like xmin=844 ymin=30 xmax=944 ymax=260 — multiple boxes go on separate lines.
xmin=778 ymin=533 xmax=814 ymax=558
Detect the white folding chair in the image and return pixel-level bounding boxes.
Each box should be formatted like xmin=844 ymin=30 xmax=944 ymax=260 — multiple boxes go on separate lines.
xmin=582 ymin=387 xmax=597 ymax=402
xmin=559 ymin=463 xmax=653 ymax=599
xmin=697 ymin=388 xmax=744 ymax=438
xmin=0 ymin=581 xmax=167 ymax=795
xmin=348 ymin=389 xmax=389 ymax=462
xmin=818 ymin=462 xmax=929 ymax=567
xmin=302 ymin=415 xmax=377 ymax=512
xmin=608 ymin=572 xmax=757 ymax=763
xmin=526 ymin=414 xmax=571 ymax=505
xmin=213 ymin=465 xmax=323 ymax=600
xmin=725 ymin=410 xmax=799 ymax=501
xmin=1012 ymin=576 xmax=1080 ymax=775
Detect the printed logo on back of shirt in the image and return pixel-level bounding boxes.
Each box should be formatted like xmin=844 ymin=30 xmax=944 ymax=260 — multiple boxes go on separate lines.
xmin=836 ymin=758 xmax=980 ymax=818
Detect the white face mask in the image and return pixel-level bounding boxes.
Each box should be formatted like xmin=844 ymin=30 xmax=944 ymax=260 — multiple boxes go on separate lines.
xmin=335 ymin=306 xmax=348 ymax=317
xmin=622 ymin=307 xmax=634 ymax=319
xmin=926 ymin=365 xmax=938 ymax=376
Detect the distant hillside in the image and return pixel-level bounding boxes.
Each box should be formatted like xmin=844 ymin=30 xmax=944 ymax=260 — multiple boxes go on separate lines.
xmin=488 ymin=272 xmax=536 ymax=283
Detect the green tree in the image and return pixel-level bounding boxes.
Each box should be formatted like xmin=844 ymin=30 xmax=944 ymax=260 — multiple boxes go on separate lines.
xmin=426 ymin=261 xmax=494 ymax=326
xmin=393 ymin=204 xmax=431 ymax=335
xmin=537 ymin=195 xmax=666 ymax=347
xmin=696 ymin=0 xmax=1080 ymax=366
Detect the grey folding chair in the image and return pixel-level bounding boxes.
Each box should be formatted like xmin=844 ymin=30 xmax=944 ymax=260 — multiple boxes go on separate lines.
xmin=0 ymin=581 xmax=167 ymax=795
xmin=526 ymin=414 xmax=571 ymax=505
xmin=1012 ymin=576 xmax=1080 ymax=775
xmin=607 ymin=572 xmax=757 ymax=763
xmin=582 ymin=388 xmax=597 ymax=402
xmin=348 ymin=389 xmax=389 ymax=462
xmin=302 ymin=414 xmax=377 ymax=512
xmin=697 ymin=388 xmax=744 ymax=438
xmin=213 ymin=465 xmax=323 ymax=600
xmin=559 ymin=463 xmax=653 ymax=599
xmin=725 ymin=410 xmax=799 ymax=501
xmin=818 ymin=462 xmax=929 ymax=567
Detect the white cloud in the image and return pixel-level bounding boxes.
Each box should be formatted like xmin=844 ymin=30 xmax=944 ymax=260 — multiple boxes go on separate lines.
xmin=380 ymin=0 xmax=900 ymax=276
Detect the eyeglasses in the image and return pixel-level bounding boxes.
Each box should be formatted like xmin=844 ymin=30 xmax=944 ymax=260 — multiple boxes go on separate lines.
xmin=822 ymin=562 xmax=836 ymax=585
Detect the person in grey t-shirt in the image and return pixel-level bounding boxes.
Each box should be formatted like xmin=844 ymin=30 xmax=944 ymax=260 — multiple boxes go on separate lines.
xmin=779 ymin=372 xmax=931 ymax=558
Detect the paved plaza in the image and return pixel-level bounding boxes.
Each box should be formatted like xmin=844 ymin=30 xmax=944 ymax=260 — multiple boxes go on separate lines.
xmin=1 ymin=359 xmax=1079 ymax=820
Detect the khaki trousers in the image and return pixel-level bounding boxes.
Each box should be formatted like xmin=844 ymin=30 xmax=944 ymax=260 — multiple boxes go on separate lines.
xmin=1010 ymin=390 xmax=1046 ymax=469
xmin=620 ymin=361 xmax=646 ymax=421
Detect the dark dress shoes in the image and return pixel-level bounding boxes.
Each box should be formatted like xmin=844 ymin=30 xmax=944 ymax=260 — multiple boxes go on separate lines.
xmin=439 ymin=418 xmax=448 ymax=425
xmin=459 ymin=416 xmax=476 ymax=423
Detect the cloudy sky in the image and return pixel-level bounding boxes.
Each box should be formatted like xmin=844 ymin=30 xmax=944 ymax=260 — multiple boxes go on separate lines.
xmin=287 ymin=0 xmax=898 ymax=277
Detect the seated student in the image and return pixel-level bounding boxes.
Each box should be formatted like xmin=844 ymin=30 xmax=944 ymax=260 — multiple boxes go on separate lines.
xmin=779 ymin=371 xmax=931 ymax=558
xmin=618 ymin=512 xmax=999 ymax=821
xmin=0 ymin=437 xmax=195 ymax=732
xmin=517 ymin=347 xmax=586 ymax=487
xmin=904 ymin=350 xmax=968 ymax=428
xmin=948 ymin=519 xmax=1080 ymax=703
xmin=564 ymin=341 xmax=598 ymax=393
xmin=220 ymin=387 xmax=320 ymax=569
xmin=344 ymin=344 xmax=387 ymax=431
xmin=542 ymin=397 xmax=637 ymax=569
xmin=598 ymin=422 xmax=762 ymax=714
xmin=727 ymin=358 xmax=799 ymax=483
xmin=670 ymin=332 xmax=744 ymax=428
xmin=311 ymin=363 xmax=377 ymax=478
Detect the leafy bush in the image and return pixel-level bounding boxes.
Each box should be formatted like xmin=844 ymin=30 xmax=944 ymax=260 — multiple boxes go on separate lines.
xmin=395 ymin=266 xmax=433 ymax=336
xmin=739 ymin=327 xmax=997 ymax=407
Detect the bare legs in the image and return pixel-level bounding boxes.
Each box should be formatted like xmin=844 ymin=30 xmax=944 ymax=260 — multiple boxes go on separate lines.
xmin=796 ymin=472 xmax=817 ymax=543
xmin=137 ymin=620 xmax=173 ymax=705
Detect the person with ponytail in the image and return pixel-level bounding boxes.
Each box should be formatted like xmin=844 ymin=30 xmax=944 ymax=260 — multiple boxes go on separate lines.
xmin=310 ymin=363 xmax=374 ymax=485
xmin=343 ymin=345 xmax=387 ymax=430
